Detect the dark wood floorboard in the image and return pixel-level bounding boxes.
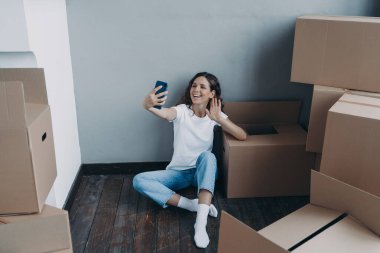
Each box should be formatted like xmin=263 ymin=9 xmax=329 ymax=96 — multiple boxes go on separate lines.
xmin=68 ymin=174 xmax=309 ymax=253
xmin=69 ymin=175 xmax=107 ymax=252
xmin=109 ymin=176 xmax=139 ymax=253
xmin=84 ymin=175 xmax=124 ymax=253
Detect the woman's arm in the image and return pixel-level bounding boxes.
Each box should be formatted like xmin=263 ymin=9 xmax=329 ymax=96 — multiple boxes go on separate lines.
xmin=206 ymin=98 xmax=247 ymax=141
xmin=143 ymin=85 xmax=177 ymax=121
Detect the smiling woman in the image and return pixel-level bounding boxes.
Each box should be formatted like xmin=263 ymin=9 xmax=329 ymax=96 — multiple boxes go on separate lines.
xmin=135 ymin=72 xmax=246 ymax=248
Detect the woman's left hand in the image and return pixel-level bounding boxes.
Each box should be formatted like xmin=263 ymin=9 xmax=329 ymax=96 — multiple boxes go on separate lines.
xmin=206 ymin=98 xmax=222 ymax=122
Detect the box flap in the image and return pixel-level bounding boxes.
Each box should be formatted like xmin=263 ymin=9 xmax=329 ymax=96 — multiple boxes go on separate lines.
xmin=259 ymin=204 xmax=342 ymax=249
xmin=223 ymin=101 xmax=300 ymax=125
xmin=25 ymin=103 xmax=49 ymax=127
xmin=0 ymin=68 xmax=48 ymax=104
xmin=293 ymin=216 xmax=380 ymax=253
xmin=224 ymin=124 xmax=306 ymax=147
xmin=329 ymin=94 xmax=380 ymax=120
xmin=0 ymin=82 xmax=26 ymax=128
xmin=218 ymin=211 xmax=288 ymax=253
xmin=306 ymin=85 xmax=345 ymax=152
xmin=310 ymin=170 xmax=380 ymax=236
xmin=298 ymin=15 xmax=380 ymax=23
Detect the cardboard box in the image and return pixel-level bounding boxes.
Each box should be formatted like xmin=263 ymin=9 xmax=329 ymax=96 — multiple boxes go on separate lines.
xmin=0 ymin=68 xmax=57 ymax=214
xmin=224 ymin=101 xmax=300 ymax=125
xmin=306 ymin=85 xmax=380 ymax=153
xmin=0 ymin=205 xmax=73 ymax=253
xmin=314 ymin=153 xmax=321 ymax=171
xmin=306 ymin=85 xmax=345 ymax=153
xmin=222 ymin=101 xmax=315 ymax=198
xmin=218 ymin=170 xmax=380 ymax=252
xmin=320 ymin=94 xmax=380 ymax=197
xmin=291 ymin=15 xmax=380 ymax=93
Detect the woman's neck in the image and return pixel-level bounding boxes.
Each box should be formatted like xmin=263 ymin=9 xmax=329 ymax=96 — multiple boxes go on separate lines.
xmin=191 ymin=104 xmax=207 ymax=118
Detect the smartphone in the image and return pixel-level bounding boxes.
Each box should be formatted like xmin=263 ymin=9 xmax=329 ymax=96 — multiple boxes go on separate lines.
xmin=154 ymin=80 xmax=168 ymax=109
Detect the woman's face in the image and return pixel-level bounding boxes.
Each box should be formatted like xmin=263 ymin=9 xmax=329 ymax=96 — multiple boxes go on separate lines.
xmin=189 ymin=76 xmax=215 ymax=106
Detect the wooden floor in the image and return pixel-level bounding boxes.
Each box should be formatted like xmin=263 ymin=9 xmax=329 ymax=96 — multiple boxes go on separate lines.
xmin=68 ymin=174 xmax=309 ymax=253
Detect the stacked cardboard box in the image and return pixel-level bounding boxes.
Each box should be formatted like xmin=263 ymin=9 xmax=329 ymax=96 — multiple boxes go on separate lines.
xmin=0 ymin=69 xmax=73 ymax=252
xmin=222 ymin=101 xmax=315 ymax=198
xmin=291 ymin=15 xmax=380 ymax=155
xmin=306 ymin=85 xmax=380 ymax=154
xmin=218 ymin=15 xmax=380 ymax=251
xmin=0 ymin=205 xmax=73 ymax=253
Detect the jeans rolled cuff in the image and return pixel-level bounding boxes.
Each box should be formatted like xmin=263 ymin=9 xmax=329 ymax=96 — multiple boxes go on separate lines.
xmin=161 ymin=191 xmax=176 ymax=208
xmin=197 ymin=187 xmax=215 ymax=196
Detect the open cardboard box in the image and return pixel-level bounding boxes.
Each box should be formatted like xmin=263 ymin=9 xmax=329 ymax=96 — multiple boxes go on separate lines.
xmin=222 ymin=101 xmax=315 ymax=198
xmin=320 ymin=94 xmax=380 ymax=197
xmin=0 ymin=68 xmax=57 ymax=214
xmin=306 ymin=85 xmax=380 ymax=154
xmin=218 ymin=170 xmax=380 ymax=252
xmin=0 ymin=205 xmax=73 ymax=253
xmin=291 ymin=15 xmax=380 ymax=93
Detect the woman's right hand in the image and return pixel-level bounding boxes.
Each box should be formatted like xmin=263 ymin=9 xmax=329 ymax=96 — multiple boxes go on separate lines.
xmin=143 ymin=86 xmax=168 ymax=110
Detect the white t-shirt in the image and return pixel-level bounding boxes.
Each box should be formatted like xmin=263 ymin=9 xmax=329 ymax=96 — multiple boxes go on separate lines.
xmin=166 ymin=104 xmax=228 ymax=170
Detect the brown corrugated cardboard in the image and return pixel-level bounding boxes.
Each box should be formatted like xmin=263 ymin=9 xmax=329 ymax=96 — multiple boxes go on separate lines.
xmin=306 ymin=85 xmax=345 ymax=152
xmin=291 ymin=15 xmax=380 ymax=92
xmin=320 ymin=94 xmax=380 ymax=197
xmin=223 ymin=124 xmax=314 ymax=198
xmin=314 ymin=153 xmax=321 ymax=171
xmin=0 ymin=68 xmax=48 ymax=104
xmin=258 ymin=204 xmax=342 ymax=249
xmin=292 ymin=216 xmax=380 ymax=253
xmin=218 ymin=170 xmax=380 ymax=252
xmin=218 ymin=211 xmax=288 ymax=253
xmin=306 ymin=85 xmax=380 ymax=153
xmin=0 ymin=68 xmax=57 ymax=214
xmin=0 ymin=205 xmax=73 ymax=253
xmin=223 ymin=101 xmax=300 ymax=125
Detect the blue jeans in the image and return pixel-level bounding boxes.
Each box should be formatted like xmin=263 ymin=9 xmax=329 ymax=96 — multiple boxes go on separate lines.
xmin=133 ymin=151 xmax=218 ymax=208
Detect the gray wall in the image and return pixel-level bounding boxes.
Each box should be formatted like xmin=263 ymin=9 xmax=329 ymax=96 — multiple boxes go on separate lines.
xmin=66 ymin=0 xmax=375 ymax=164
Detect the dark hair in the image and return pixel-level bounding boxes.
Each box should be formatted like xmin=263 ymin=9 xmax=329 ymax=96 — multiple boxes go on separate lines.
xmin=179 ymin=72 xmax=223 ymax=110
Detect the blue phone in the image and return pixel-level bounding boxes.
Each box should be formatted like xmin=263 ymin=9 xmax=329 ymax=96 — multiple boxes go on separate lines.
xmin=154 ymin=81 xmax=168 ymax=109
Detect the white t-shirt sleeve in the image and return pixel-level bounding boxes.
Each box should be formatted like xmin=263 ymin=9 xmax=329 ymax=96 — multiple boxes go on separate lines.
xmin=170 ymin=104 xmax=187 ymax=123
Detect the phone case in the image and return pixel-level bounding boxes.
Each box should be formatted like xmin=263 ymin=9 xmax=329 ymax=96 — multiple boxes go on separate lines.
xmin=154 ymin=81 xmax=168 ymax=109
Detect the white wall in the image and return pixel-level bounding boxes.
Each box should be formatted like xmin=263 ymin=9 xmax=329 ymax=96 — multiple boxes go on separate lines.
xmin=0 ymin=0 xmax=81 ymax=208
xmin=0 ymin=0 xmax=30 ymax=51
xmin=23 ymin=0 xmax=81 ymax=208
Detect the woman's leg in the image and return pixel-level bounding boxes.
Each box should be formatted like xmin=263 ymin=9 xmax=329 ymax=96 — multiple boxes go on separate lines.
xmin=193 ymin=151 xmax=218 ymax=202
xmin=192 ymin=151 xmax=218 ymax=248
xmin=133 ymin=169 xmax=192 ymax=208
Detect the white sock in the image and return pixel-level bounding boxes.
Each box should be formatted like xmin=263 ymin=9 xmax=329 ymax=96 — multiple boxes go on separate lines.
xmin=194 ymin=204 xmax=210 ymax=248
xmin=177 ymin=197 xmax=218 ymax=217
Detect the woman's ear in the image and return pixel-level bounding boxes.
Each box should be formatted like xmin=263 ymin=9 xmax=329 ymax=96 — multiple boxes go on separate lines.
xmin=210 ymin=90 xmax=216 ymax=98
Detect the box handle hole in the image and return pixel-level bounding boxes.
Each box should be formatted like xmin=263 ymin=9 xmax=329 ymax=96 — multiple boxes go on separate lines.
xmin=42 ymin=132 xmax=47 ymax=142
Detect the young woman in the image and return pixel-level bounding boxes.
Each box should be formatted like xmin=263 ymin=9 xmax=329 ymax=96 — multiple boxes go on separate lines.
xmin=133 ymin=72 xmax=247 ymax=248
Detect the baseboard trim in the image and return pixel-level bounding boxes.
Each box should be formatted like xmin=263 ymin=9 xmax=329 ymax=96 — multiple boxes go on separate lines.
xmin=62 ymin=164 xmax=84 ymax=211
xmin=82 ymin=161 xmax=169 ymax=175
xmin=62 ymin=161 xmax=169 ymax=211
